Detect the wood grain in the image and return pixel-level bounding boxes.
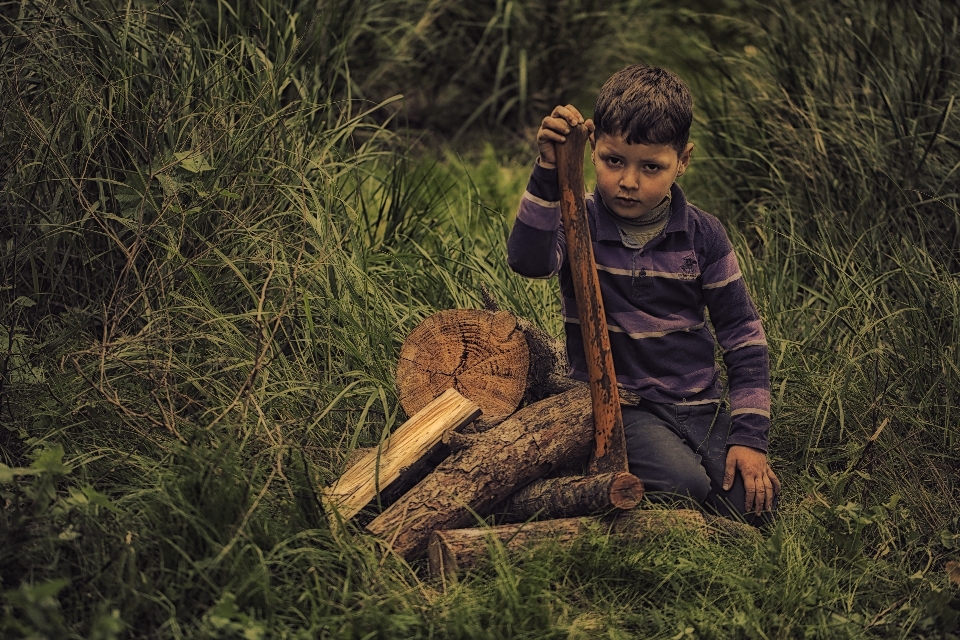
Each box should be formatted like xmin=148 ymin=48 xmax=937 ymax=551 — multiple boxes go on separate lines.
xmin=322 ymin=388 xmax=481 ymax=520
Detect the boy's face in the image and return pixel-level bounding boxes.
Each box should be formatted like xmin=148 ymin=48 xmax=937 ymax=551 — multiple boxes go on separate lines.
xmin=590 ymin=132 xmax=693 ymax=219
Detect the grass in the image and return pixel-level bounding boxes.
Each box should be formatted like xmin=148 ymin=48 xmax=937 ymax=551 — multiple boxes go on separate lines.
xmin=2 ymin=0 xmax=960 ymax=637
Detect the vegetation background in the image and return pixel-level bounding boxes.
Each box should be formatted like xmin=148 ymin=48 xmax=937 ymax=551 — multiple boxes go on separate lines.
xmin=2 ymin=0 xmax=960 ymax=637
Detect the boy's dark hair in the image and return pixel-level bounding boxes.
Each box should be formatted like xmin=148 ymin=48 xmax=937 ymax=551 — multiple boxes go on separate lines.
xmin=593 ymin=65 xmax=693 ymax=153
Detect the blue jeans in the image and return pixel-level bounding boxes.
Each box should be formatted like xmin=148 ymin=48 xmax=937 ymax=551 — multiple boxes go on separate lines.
xmin=622 ymin=399 xmax=775 ymax=526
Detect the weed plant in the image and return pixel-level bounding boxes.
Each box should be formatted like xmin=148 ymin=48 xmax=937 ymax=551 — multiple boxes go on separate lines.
xmin=2 ymin=0 xmax=960 ymax=637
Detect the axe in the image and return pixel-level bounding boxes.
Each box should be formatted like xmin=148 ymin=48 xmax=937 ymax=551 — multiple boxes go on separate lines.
xmin=554 ymin=123 xmax=630 ymax=475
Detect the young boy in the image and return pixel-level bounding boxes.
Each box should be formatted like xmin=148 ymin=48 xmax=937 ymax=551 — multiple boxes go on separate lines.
xmin=507 ymin=65 xmax=779 ymax=522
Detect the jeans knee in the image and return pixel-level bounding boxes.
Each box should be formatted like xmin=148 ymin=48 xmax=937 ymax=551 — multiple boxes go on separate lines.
xmin=644 ymin=465 xmax=712 ymax=504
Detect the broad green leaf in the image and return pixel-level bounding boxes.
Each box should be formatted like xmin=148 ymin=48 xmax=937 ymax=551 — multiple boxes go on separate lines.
xmin=30 ymin=445 xmax=71 ymax=475
xmin=174 ymin=151 xmax=214 ymax=173
xmin=157 ymin=173 xmax=181 ymax=197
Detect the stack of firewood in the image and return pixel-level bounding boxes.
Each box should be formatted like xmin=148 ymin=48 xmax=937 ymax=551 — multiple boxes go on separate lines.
xmin=322 ymin=309 xmax=733 ymax=577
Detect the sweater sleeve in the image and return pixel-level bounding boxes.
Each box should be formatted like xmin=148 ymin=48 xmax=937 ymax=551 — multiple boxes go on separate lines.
xmin=507 ymin=161 xmax=567 ymax=278
xmin=699 ymin=219 xmax=771 ymax=452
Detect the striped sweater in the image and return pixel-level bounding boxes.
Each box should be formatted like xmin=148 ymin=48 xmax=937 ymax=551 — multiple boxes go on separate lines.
xmin=507 ymin=162 xmax=771 ymax=452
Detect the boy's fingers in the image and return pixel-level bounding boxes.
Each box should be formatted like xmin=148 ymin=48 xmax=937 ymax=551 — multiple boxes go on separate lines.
xmin=763 ymin=475 xmax=774 ymax=511
xmin=542 ymin=115 xmax=572 ymax=134
xmin=744 ymin=479 xmax=756 ymax=514
xmin=550 ymin=106 xmax=570 ymax=123
xmin=722 ymin=455 xmax=736 ymax=491
xmin=552 ymin=104 xmax=584 ymax=126
xmin=768 ymin=466 xmax=782 ymax=496
xmin=565 ymin=104 xmax=584 ymax=124
xmin=752 ymin=474 xmax=764 ymax=512
xmin=538 ymin=129 xmax=566 ymax=143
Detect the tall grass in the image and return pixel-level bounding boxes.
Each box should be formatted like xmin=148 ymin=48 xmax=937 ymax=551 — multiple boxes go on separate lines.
xmin=700 ymin=0 xmax=960 ymax=535
xmin=0 ymin=0 xmax=562 ymax=635
xmin=3 ymin=0 xmax=960 ymax=637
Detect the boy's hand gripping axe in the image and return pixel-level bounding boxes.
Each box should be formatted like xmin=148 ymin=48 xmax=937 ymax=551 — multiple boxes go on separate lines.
xmin=555 ymin=124 xmax=630 ymax=474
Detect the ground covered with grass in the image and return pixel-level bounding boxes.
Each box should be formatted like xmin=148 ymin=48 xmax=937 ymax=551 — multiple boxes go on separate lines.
xmin=2 ymin=0 xmax=960 ymax=637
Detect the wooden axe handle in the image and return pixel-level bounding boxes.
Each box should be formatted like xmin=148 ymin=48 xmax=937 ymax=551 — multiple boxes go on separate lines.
xmin=554 ymin=124 xmax=629 ymax=474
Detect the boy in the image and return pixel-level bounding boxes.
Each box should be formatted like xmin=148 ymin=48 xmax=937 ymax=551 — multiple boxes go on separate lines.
xmin=507 ymin=65 xmax=779 ymax=522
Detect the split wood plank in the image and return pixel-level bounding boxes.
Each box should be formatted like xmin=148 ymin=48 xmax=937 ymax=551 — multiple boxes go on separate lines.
xmin=323 ymin=388 xmax=481 ymax=520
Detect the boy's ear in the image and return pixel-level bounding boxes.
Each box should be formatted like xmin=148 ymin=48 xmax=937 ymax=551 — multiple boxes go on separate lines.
xmin=677 ymin=142 xmax=694 ymax=176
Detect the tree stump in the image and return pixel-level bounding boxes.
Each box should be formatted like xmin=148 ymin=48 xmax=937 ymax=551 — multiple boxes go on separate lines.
xmin=396 ymin=309 xmax=530 ymax=420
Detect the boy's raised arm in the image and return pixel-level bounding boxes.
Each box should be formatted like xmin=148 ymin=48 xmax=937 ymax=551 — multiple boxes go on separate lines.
xmin=507 ymin=105 xmax=593 ymax=278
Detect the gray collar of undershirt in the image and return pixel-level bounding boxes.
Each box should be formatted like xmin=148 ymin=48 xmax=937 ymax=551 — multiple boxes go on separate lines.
xmin=608 ymin=194 xmax=672 ymax=249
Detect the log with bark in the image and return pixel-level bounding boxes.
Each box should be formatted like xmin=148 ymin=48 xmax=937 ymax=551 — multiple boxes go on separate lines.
xmin=427 ymin=509 xmax=708 ymax=578
xmin=496 ymin=471 xmax=643 ymax=523
xmin=366 ymin=386 xmax=598 ymax=560
xmin=322 ymin=388 xmax=481 ymax=520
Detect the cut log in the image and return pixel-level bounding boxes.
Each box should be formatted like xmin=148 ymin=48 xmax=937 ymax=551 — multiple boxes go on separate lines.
xmin=396 ymin=309 xmax=530 ymax=420
xmin=496 ymin=472 xmax=643 ymax=523
xmin=428 ymin=509 xmax=707 ymax=578
xmin=479 ymin=284 xmax=569 ymax=405
xmin=366 ymin=386 xmax=597 ymax=560
xmin=323 ymin=388 xmax=481 ymax=521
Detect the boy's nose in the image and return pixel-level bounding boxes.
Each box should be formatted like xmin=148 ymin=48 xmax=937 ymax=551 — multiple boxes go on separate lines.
xmin=619 ymin=172 xmax=640 ymax=191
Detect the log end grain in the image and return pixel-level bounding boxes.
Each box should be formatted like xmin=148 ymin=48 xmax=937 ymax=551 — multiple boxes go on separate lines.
xmin=397 ymin=309 xmax=530 ymax=419
xmin=608 ymin=472 xmax=643 ymax=509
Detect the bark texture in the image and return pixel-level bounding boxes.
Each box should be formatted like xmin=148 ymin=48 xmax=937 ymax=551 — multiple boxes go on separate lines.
xmin=366 ymin=386 xmax=596 ymax=560
xmin=428 ymin=509 xmax=707 ymax=578
xmin=497 ymin=472 xmax=643 ymax=523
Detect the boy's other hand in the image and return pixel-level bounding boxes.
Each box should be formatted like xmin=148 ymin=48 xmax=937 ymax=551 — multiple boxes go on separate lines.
xmin=537 ymin=104 xmax=594 ymax=169
xmin=723 ymin=445 xmax=780 ymax=514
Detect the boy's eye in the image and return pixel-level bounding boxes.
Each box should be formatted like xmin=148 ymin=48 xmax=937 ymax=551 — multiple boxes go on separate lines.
xmin=643 ymin=164 xmax=662 ymax=172
xmin=604 ymin=156 xmax=622 ymax=166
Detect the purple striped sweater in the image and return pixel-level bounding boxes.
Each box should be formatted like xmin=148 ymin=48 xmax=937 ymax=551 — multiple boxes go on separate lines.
xmin=507 ymin=163 xmax=771 ymax=452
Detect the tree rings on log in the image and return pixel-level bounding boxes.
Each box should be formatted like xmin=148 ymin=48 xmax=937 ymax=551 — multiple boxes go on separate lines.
xmin=397 ymin=309 xmax=530 ymax=419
